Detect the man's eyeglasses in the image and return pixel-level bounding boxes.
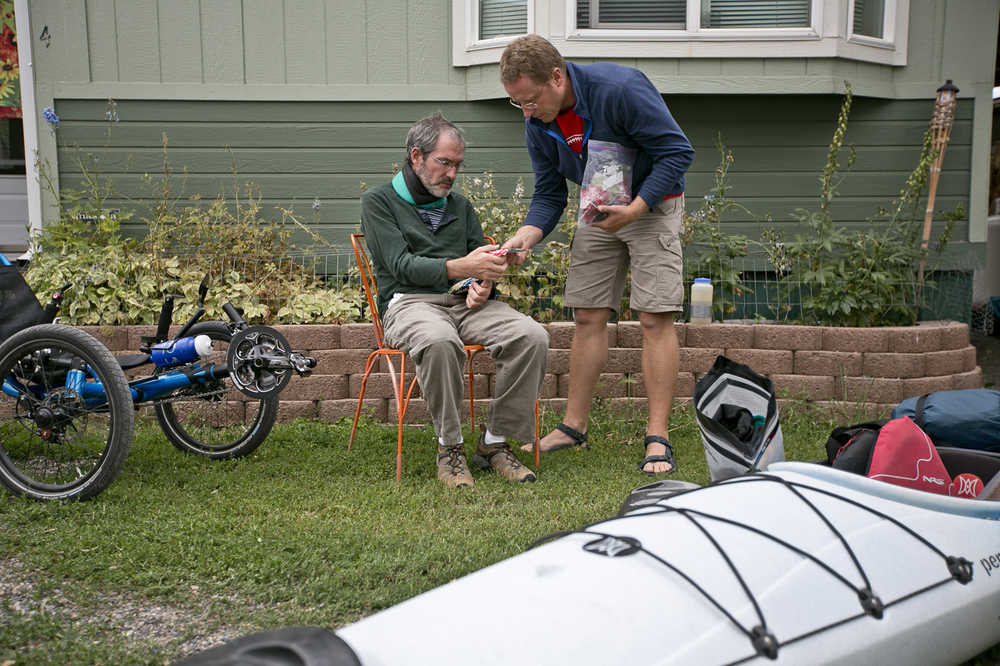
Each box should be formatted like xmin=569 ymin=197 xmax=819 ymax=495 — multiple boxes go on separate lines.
xmin=508 ymin=97 xmax=539 ymax=110
xmin=433 ymin=156 xmax=463 ymax=171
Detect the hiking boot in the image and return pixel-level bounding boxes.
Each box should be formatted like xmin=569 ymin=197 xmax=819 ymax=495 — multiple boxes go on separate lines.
xmin=437 ymin=445 xmax=474 ymax=488
xmin=473 ymin=434 xmax=536 ymax=483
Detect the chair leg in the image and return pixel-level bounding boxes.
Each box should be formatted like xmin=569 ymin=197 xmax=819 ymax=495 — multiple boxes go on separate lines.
xmin=534 ymin=400 xmax=540 ymax=468
xmin=466 ymin=349 xmax=476 ymax=432
xmin=349 ymin=353 xmax=380 ymax=451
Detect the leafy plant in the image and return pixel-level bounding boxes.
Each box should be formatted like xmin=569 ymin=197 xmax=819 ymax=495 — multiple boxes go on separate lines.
xmin=26 ymin=128 xmax=360 ymax=325
xmin=681 ymin=135 xmax=756 ymax=320
xmin=757 ymin=82 xmax=957 ymax=327
xmin=462 ymin=172 xmax=579 ymax=322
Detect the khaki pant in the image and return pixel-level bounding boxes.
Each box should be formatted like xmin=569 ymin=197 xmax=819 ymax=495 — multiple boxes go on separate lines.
xmin=565 ymin=194 xmax=685 ymax=314
xmin=383 ymin=294 xmax=549 ymax=445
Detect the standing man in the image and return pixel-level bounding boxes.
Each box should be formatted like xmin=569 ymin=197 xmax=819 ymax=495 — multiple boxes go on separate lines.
xmin=361 ymin=112 xmax=549 ymax=488
xmin=499 ymin=35 xmax=694 ymax=475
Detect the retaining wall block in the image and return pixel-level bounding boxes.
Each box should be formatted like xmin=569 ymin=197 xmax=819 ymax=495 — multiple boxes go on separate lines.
xmin=273 ymin=324 xmax=340 ymax=351
xmin=822 ymin=327 xmax=889 ymax=353
xmin=952 ymin=368 xmax=984 ymax=390
xmin=960 ymin=345 xmax=978 ymax=372
xmin=679 ymin=347 xmax=723 ymax=374
xmin=546 ymin=349 xmax=571 ymax=375
xmin=771 ymin=374 xmax=836 ymax=401
xmin=936 ymin=322 xmax=970 ymax=350
xmin=686 ymin=324 xmax=754 ymax=350
xmin=79 ymin=325 xmax=129 ymax=351
xmin=339 ymin=323 xmax=376 ymax=349
xmin=617 ymin=321 xmax=642 ymax=348
xmin=557 ymin=372 xmax=627 ymax=399
xmin=793 ymin=350 xmax=863 ymax=377
xmin=835 ymin=376 xmax=901 ymax=405
xmin=470 ymin=351 xmax=497 ymax=373
xmin=863 ymin=352 xmax=926 ymax=379
xmin=899 ymin=375 xmax=954 ymax=400
xmin=603 ymin=397 xmax=649 ymax=417
xmin=319 ymin=398 xmax=385 ymax=423
xmin=781 ymin=400 xmax=892 ymax=423
xmin=606 ymin=348 xmax=643 ymax=373
xmin=723 ymin=349 xmax=794 ymax=375
xmin=923 ymin=349 xmax=970 ymax=377
xmin=283 ymin=374 xmax=348 ymax=402
xmin=627 ymin=372 xmax=695 ymax=398
xmin=754 ymin=325 xmax=823 ymax=351
xmin=890 ymin=325 xmax=942 ymax=353
xmin=320 ymin=349 xmax=387 ymax=375
xmin=276 ymin=400 xmax=319 ymax=423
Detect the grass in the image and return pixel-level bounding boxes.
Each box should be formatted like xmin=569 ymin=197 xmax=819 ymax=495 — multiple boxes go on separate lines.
xmin=1 ymin=401 xmax=998 ymax=665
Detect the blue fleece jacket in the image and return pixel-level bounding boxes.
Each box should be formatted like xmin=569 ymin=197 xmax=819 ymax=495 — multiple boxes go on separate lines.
xmin=522 ymin=61 xmax=694 ymax=237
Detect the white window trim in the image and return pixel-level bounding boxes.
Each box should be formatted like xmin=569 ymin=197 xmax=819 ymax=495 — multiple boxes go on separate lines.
xmin=452 ymin=0 xmax=906 ymax=67
xmin=845 ymin=0 xmax=897 ymax=49
xmin=454 ymin=0 xmax=535 ymax=57
xmin=567 ymin=0 xmax=823 ymax=41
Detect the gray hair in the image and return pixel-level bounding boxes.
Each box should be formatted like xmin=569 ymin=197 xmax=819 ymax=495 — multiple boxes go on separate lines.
xmin=405 ymin=112 xmax=466 ymax=164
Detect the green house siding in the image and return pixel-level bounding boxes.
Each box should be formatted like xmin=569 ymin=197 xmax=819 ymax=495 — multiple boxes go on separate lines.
xmin=53 ymin=94 xmax=974 ymax=258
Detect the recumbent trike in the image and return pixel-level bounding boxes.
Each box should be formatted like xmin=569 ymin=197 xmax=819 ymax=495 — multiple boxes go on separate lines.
xmin=0 ymin=253 xmax=316 ymax=501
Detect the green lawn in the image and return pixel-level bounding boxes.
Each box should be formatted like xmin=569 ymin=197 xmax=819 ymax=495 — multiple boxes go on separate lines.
xmin=1 ymin=401 xmax=998 ymax=665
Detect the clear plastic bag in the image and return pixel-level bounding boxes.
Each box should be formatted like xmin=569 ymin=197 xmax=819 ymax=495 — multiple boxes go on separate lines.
xmin=578 ymin=140 xmax=636 ymax=227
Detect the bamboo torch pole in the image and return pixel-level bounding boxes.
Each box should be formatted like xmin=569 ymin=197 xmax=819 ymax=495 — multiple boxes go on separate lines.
xmin=915 ymin=79 xmax=958 ymax=311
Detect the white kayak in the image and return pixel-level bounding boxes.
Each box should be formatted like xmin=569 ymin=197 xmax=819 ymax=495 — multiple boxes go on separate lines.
xmin=336 ymin=461 xmax=1000 ymax=666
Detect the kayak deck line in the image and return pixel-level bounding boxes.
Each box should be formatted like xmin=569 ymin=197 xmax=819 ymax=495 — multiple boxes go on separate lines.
xmin=534 ymin=473 xmax=976 ymax=664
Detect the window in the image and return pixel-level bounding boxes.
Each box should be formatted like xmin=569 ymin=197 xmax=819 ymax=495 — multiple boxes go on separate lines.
xmin=852 ymin=0 xmax=884 ymax=38
xmin=703 ymin=1 xmax=810 ymax=28
xmin=452 ymin=0 xmax=906 ymax=68
xmin=576 ymin=0 xmax=686 ymax=30
xmin=0 ymin=119 xmax=25 ymax=176
xmin=479 ymin=0 xmax=528 ymax=39
xmin=576 ymin=0 xmax=811 ymax=31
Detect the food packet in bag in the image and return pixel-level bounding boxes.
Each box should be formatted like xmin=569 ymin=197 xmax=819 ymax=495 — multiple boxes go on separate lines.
xmin=578 ymin=140 xmax=637 ymax=227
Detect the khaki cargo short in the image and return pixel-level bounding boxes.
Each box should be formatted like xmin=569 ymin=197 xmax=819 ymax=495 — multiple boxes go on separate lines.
xmin=564 ymin=194 xmax=685 ymax=314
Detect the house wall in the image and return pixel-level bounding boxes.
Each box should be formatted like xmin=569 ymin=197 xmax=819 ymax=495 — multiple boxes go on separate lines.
xmin=52 ymin=94 xmax=974 ymax=262
xmin=19 ymin=0 xmax=997 ymax=262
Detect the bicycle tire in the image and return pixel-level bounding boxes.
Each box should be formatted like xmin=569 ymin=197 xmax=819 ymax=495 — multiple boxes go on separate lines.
xmin=153 ymin=321 xmax=278 ymax=459
xmin=0 ymin=324 xmax=133 ymax=501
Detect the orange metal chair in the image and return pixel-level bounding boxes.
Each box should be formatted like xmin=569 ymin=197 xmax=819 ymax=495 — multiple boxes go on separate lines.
xmin=349 ymin=233 xmax=539 ymax=481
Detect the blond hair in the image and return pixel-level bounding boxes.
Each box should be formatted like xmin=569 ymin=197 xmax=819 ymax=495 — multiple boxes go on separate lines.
xmin=499 ymin=35 xmax=565 ymax=84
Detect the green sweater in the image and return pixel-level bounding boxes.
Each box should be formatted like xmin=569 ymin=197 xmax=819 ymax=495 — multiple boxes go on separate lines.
xmin=360 ymin=180 xmax=486 ymax=316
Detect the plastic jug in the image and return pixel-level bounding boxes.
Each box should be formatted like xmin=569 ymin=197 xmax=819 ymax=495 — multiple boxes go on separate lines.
xmin=690 ymin=278 xmax=713 ymax=325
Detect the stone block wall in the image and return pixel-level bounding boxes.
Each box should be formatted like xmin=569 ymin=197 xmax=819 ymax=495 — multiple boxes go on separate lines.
xmin=83 ymin=320 xmax=983 ymax=425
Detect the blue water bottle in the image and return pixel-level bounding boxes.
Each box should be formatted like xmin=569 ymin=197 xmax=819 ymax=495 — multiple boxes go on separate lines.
xmin=150 ymin=335 xmax=213 ymax=368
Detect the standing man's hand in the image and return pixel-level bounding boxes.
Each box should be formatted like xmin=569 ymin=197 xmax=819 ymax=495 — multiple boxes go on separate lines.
xmin=501 ymin=226 xmax=544 ymax=266
xmin=466 ymin=279 xmax=492 ymax=308
xmin=592 ymin=197 xmax=649 ymax=234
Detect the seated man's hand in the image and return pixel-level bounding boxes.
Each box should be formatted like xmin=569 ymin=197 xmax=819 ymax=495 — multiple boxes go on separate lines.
xmin=466 ymin=279 xmax=492 ymax=309
xmin=448 ymin=245 xmax=508 ymax=282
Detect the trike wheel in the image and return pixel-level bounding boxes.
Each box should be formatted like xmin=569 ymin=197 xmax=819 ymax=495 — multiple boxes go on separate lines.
xmin=154 ymin=321 xmax=278 ymax=459
xmin=0 ymin=324 xmax=133 ymax=501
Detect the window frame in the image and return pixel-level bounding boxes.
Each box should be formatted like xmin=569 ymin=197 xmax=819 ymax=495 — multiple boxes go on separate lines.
xmin=451 ymin=0 xmax=906 ymax=67
xmin=458 ymin=0 xmax=535 ymax=54
xmin=846 ymin=0 xmax=896 ymax=48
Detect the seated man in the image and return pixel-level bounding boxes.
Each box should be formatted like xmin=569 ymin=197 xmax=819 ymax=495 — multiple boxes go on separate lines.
xmin=360 ymin=112 xmax=549 ymax=488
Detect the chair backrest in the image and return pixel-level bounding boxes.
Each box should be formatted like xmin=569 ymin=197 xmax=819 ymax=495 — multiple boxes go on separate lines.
xmin=350 ymin=233 xmax=388 ymax=349
xmin=349 ymin=233 xmax=497 ymax=350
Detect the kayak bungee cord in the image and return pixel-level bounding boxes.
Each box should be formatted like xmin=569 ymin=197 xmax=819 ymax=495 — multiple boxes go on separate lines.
xmin=527 ymin=473 xmax=975 ymax=663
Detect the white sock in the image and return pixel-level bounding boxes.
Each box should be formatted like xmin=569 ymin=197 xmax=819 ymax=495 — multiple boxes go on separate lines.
xmin=484 ymin=429 xmax=506 ymax=445
xmin=438 ymin=437 xmax=463 ymax=448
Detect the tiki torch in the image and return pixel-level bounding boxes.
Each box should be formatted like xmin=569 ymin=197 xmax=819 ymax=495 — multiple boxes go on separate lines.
xmin=916 ymin=79 xmax=959 ymax=299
